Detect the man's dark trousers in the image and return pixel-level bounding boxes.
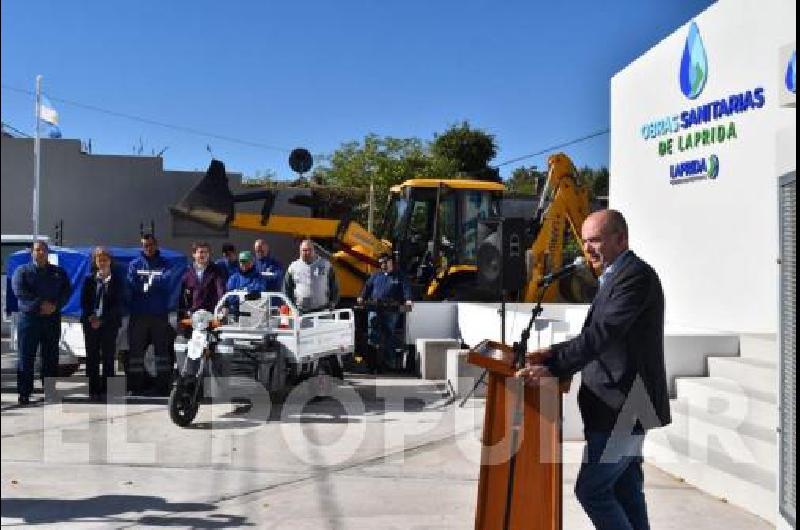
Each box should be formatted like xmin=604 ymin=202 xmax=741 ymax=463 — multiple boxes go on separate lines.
xmin=368 ymin=311 xmax=400 ymax=369
xmin=17 ymin=314 xmax=60 ymax=400
xmin=127 ymin=314 xmax=174 ymax=394
xmin=575 ymin=430 xmax=650 ymax=530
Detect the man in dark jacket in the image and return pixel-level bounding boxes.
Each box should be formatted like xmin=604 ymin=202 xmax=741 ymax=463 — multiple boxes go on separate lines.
xmin=518 ymin=209 xmax=670 ymax=530
xmin=178 ymin=241 xmax=226 ymax=338
xmin=125 ymin=234 xmax=174 ymax=395
xmin=358 ymin=253 xmax=412 ymax=372
xmin=214 ymin=243 xmax=239 ymax=281
xmin=11 ymin=240 xmax=72 ymax=405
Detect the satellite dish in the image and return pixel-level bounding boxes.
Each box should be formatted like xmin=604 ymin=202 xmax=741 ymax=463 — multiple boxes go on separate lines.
xmin=289 ymin=148 xmax=313 ymax=175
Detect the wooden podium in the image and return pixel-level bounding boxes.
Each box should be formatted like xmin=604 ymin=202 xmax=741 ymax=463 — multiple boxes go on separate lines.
xmin=468 ymin=340 xmax=571 ymax=530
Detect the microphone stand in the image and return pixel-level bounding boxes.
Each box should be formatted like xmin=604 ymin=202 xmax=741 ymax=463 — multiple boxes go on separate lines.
xmin=502 ymin=280 xmax=549 ymax=530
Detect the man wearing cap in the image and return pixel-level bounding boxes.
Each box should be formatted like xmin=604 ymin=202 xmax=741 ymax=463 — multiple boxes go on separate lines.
xmin=283 ymin=239 xmax=338 ymax=314
xmin=226 ymin=251 xmax=267 ymax=293
xmin=224 ymin=251 xmax=267 ymax=319
xmin=358 ymin=253 xmax=412 ymax=373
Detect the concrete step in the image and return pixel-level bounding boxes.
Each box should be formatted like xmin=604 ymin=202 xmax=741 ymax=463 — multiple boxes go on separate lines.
xmin=667 ymin=399 xmax=777 ymax=469
xmin=675 ymin=376 xmax=778 ymax=431
xmin=645 ymin=428 xmax=777 ymax=524
xmin=707 ymin=356 xmax=777 ymax=393
xmin=738 ymin=333 xmax=777 ymax=363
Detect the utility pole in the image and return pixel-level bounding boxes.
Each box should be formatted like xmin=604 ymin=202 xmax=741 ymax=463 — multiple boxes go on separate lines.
xmin=368 ymin=176 xmax=375 ymax=233
xmin=33 ymin=75 xmax=42 ymax=240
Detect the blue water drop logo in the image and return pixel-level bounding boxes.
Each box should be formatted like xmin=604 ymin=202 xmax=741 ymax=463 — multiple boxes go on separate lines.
xmin=679 ymin=22 xmax=708 ymax=99
xmin=787 ymin=51 xmax=796 ymax=94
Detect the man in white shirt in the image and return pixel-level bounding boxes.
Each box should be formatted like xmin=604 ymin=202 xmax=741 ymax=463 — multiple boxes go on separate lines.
xmin=282 ymin=240 xmax=339 ymax=314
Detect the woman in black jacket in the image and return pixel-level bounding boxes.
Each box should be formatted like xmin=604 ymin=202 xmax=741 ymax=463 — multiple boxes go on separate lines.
xmin=81 ymin=247 xmax=127 ymax=401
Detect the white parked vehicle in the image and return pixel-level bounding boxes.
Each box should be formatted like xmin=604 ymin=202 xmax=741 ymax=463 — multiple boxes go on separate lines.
xmin=170 ymin=291 xmax=355 ymax=426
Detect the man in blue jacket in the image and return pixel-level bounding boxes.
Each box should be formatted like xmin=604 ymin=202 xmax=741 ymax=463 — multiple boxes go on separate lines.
xmin=11 ymin=240 xmax=72 ymax=405
xmin=126 ymin=234 xmax=175 ymax=395
xmin=358 ymin=253 xmax=412 ymax=373
xmin=224 ymin=251 xmax=267 ymax=318
xmin=253 ymin=239 xmax=284 ymax=292
xmin=226 ymin=251 xmax=266 ymax=293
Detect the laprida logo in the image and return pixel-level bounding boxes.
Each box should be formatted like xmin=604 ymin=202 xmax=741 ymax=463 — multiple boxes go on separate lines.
xmin=670 ymin=154 xmax=719 ymax=185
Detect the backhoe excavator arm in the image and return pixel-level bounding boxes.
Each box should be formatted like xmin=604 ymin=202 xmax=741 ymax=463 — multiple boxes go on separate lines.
xmin=523 ymin=153 xmax=595 ymax=302
xmin=170 ymin=159 xmax=389 ymax=298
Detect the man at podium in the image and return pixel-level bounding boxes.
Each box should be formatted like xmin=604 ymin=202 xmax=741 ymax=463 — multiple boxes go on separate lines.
xmin=518 ymin=209 xmax=671 ymax=530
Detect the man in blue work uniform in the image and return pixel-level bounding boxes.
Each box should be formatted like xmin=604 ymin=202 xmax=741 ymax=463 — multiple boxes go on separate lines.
xmin=126 ymin=234 xmax=175 ymax=395
xmin=358 ymin=253 xmax=412 ymax=373
xmin=214 ymin=243 xmax=239 ymax=281
xmin=225 ymin=251 xmax=267 ymax=317
xmin=226 ymin=251 xmax=267 ymax=293
xmin=11 ymin=240 xmax=72 ymax=405
xmin=253 ymin=239 xmax=284 ymax=292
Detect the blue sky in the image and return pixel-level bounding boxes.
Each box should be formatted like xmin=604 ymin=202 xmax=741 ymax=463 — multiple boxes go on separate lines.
xmin=1 ymin=0 xmax=714 ymax=180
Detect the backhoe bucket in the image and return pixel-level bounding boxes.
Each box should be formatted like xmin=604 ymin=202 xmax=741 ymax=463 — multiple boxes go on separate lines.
xmin=170 ymin=159 xmax=234 ymax=230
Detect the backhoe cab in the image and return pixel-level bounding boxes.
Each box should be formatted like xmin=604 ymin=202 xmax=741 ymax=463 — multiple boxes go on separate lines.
xmin=378 ymin=180 xmax=504 ymax=300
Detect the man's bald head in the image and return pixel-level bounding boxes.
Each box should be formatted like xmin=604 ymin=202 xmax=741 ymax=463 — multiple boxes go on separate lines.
xmin=587 ymin=209 xmax=628 ymax=239
xmin=299 ymin=239 xmax=315 ymax=264
xmin=254 ymin=239 xmax=269 ymax=258
xmin=581 ymin=209 xmax=629 ymax=272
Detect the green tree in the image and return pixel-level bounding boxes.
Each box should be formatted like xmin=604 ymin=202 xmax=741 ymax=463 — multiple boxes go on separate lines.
xmin=311 ymin=134 xmax=432 ymax=225
xmin=506 ymin=165 xmax=546 ymax=195
xmin=430 ymin=121 xmax=500 ymax=181
xmin=589 ymin=166 xmax=609 ymax=198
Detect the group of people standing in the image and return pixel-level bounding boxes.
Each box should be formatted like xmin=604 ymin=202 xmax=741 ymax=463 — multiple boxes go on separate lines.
xmin=11 ymin=235 xmax=339 ymax=405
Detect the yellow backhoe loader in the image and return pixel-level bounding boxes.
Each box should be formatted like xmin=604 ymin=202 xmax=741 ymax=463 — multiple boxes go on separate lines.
xmin=170 ymin=153 xmax=596 ymax=303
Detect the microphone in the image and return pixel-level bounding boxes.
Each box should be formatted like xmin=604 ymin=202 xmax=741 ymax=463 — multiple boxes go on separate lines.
xmin=538 ymin=257 xmax=586 ymax=286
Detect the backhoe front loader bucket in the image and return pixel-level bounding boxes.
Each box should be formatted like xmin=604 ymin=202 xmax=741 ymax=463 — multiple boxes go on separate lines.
xmin=170 ymin=159 xmax=235 ymax=230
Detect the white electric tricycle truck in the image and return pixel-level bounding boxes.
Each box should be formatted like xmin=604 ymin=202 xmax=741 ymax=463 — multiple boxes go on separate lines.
xmin=169 ymin=290 xmax=355 ymax=427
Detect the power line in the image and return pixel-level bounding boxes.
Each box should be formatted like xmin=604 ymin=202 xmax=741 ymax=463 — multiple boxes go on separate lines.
xmin=3 ymin=83 xmax=609 ymax=168
xmin=1 ymin=120 xmax=32 ymax=138
xmin=494 ymin=128 xmax=610 ymax=168
xmin=1 ymin=84 xmax=291 ymax=153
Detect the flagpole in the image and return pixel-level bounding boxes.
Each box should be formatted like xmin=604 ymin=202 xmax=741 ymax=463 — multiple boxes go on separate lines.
xmin=33 ymin=75 xmax=42 ymax=240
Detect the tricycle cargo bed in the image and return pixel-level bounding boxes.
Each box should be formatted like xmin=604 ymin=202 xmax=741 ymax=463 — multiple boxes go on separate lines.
xmin=213 ymin=291 xmax=355 ymax=364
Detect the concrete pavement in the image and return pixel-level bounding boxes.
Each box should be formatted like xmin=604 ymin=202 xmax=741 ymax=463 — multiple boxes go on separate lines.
xmin=0 ymin=347 xmax=772 ymax=529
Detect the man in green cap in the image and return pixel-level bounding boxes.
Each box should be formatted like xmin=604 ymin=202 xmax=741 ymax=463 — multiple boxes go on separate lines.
xmin=225 ymin=251 xmax=267 ymax=293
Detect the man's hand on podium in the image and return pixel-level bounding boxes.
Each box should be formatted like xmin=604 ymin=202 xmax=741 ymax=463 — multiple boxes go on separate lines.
xmin=515 ymin=348 xmax=553 ymax=385
xmin=515 ymin=364 xmax=553 ymax=385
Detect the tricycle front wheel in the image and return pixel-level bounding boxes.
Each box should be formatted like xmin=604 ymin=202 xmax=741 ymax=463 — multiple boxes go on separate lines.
xmin=168 ymin=379 xmax=200 ymax=427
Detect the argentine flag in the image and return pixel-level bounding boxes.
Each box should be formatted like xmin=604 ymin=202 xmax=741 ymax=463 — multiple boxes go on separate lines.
xmin=39 ymin=95 xmax=61 ymax=138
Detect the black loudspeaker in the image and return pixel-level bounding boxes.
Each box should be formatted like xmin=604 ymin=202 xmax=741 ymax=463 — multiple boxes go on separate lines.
xmin=476 ymin=217 xmax=527 ymax=294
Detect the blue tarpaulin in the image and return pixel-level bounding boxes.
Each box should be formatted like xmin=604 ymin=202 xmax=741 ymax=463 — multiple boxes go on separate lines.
xmin=4 ymin=246 xmax=188 ymax=318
